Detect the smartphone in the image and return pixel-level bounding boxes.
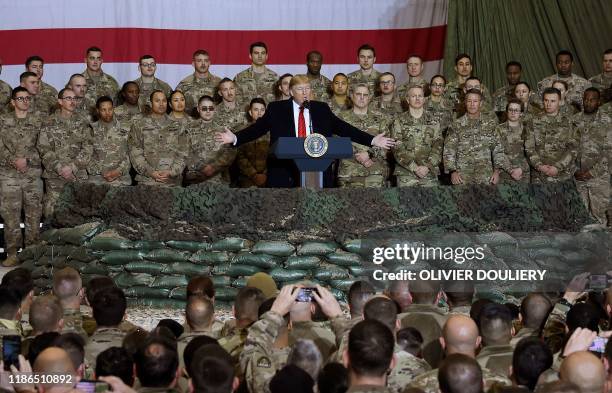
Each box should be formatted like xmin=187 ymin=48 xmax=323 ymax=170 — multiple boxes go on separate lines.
xmin=589 ymin=336 xmax=608 ymax=353
xmin=296 ymin=287 xmax=315 ymax=302
xmin=76 ymin=380 xmax=110 ymax=393
xmin=589 ymin=274 xmax=607 ymax=291
xmin=2 ymin=335 xmax=21 ymax=371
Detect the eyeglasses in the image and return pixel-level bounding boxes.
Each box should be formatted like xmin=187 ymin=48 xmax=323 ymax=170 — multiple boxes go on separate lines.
xmin=293 ymin=87 xmax=311 ymax=93
xmin=61 ymin=96 xmax=80 ymax=102
xmin=199 ymin=106 xmax=215 ymax=112
xmin=14 ymin=96 xmax=32 ymax=102
xmin=141 ymin=62 xmax=156 ymax=68
xmin=507 ymin=109 xmax=522 ymax=113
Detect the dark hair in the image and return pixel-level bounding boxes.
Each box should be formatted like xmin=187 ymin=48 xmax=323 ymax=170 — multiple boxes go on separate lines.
xmin=551 ymin=79 xmax=569 ymax=91
xmin=566 ymin=302 xmax=600 ymax=332
xmin=96 ymin=347 xmax=134 ymax=386
xmin=514 ymin=81 xmax=531 ymax=92
xmin=183 ymin=336 xmax=220 ymax=377
xmin=57 ymin=88 xmax=73 ymax=100
xmin=192 ymin=49 xmax=209 ymax=59
xmin=92 ymin=287 xmax=127 ymax=327
xmin=235 ymin=287 xmax=266 ymax=321
xmin=512 ymin=337 xmax=553 ymax=390
xmin=135 ymin=337 xmax=179 ymax=388
xmin=274 ymin=73 xmax=293 ymax=100
xmin=455 ymin=53 xmax=471 ymax=65
xmin=1 ymin=268 xmax=34 ymax=302
xmin=157 ymin=319 xmax=184 ymax=339
xmin=438 ymin=354 xmax=483 ymax=393
xmin=505 ymin=61 xmax=522 ymax=71
xmin=197 ymin=95 xmax=215 ymax=107
xmin=258 ymin=297 xmax=275 ymax=319
xmin=584 ymin=87 xmax=601 ymax=98
xmin=604 ymin=49 xmax=612 ymax=56
xmin=121 ymin=81 xmax=139 ymax=93
xmin=11 ymin=86 xmax=30 ymax=99
xmin=605 ymin=336 xmax=612 ymax=365
xmin=250 ymin=41 xmax=268 ymax=54
xmin=96 ymin=95 xmax=113 ymax=109
xmin=86 ymin=46 xmax=103 ymax=55
xmin=0 ymin=285 xmax=22 ymax=319
xmin=464 ymin=88 xmax=483 ymax=100
xmin=348 ymin=281 xmax=375 ymax=317
xmin=431 ymin=74 xmax=446 ymax=84
xmin=27 ymin=332 xmax=61 ymax=363
xmin=191 ymin=344 xmax=234 ymax=393
xmin=444 ymin=281 xmax=474 ymax=307
xmin=187 ymin=275 xmax=216 ymax=299
xmin=407 ymin=54 xmax=423 ymax=62
xmin=465 ymin=76 xmax=481 ymax=84
xmin=139 ymin=54 xmax=155 ymax=63
xmin=364 ymin=297 xmax=398 ymax=332
xmin=470 ymin=299 xmax=493 ymax=327
xmin=317 ymin=362 xmax=348 ymax=393
xmin=250 ymin=97 xmax=267 ymax=109
xmin=307 ymin=50 xmax=322 ymax=61
xmin=542 ymin=87 xmax=561 ymax=99
xmin=397 ymin=327 xmax=424 ymax=357
xmin=150 ymin=89 xmax=166 ymax=104
xmin=19 ymin=71 xmax=38 ymax=82
xmin=53 ymin=333 xmax=85 ymax=370
xmin=122 ymin=328 xmax=149 ymax=358
xmin=348 ymin=320 xmax=394 ymax=377
xmin=506 ymin=98 xmax=524 ymax=112
xmin=25 ymin=55 xmax=44 ymax=68
xmin=556 ymin=50 xmax=574 ymax=63
xmin=86 ymin=276 xmax=116 ymax=305
xmin=357 ymin=44 xmax=376 ymax=57
xmin=479 ymin=303 xmax=513 ymax=345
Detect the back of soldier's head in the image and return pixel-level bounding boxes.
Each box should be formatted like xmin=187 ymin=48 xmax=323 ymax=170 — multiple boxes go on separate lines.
xmin=347 ymin=320 xmax=394 ymax=378
xmin=479 ymin=303 xmax=513 ymax=346
xmin=317 ymin=362 xmax=348 ymax=393
xmin=27 ymin=332 xmax=61 ymax=363
xmin=33 ymin=347 xmax=76 ymax=388
xmin=52 ymin=267 xmax=82 ymax=302
xmin=122 ymin=328 xmax=149 ymax=358
xmin=520 ymin=293 xmax=552 ymax=330
xmin=438 ymin=354 xmax=483 ymax=393
xmin=363 ymin=297 xmax=398 ymax=332
xmin=348 ymin=281 xmax=375 ymax=316
xmin=156 ymin=319 xmax=184 ymax=339
xmin=559 ymin=351 xmax=606 ymax=393
xmin=135 ymin=336 xmax=179 ymax=388
xmin=0 ymin=285 xmax=22 ymax=320
xmin=410 ymin=279 xmax=440 ymax=304
xmin=287 ymin=339 xmax=323 ymax=381
xmin=85 ymin=276 xmax=116 ymax=305
xmin=191 ymin=344 xmax=234 ymax=393
xmin=512 ymin=337 xmax=553 ymax=390
xmin=566 ymin=302 xmax=600 ymax=332
xmin=184 ymin=336 xmax=220 ymax=378
xmin=1 ymin=268 xmax=34 ymax=303
xmin=96 ymin=347 xmax=134 ymax=387
xmin=186 ymin=296 xmax=214 ymax=330
xmin=92 ymin=286 xmax=127 ymax=328
xmin=396 ymin=327 xmax=424 ymax=357
xmin=187 ymin=275 xmax=216 ymax=299
xmin=444 ymin=281 xmax=474 ymax=307
xmin=470 ymin=299 xmax=493 ymax=327
xmin=442 ymin=315 xmax=480 ymax=355
xmin=30 ymin=295 xmax=63 ymax=333
xmin=234 ymin=287 xmax=265 ymax=322
xmin=537 ymin=381 xmax=581 ymax=393
xmin=53 ymin=333 xmax=85 ymax=371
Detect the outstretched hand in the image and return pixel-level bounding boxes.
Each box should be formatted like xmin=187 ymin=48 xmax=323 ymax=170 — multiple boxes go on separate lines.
xmin=372 ymin=133 xmax=396 ymax=150
xmin=215 ymin=127 xmax=236 ymax=145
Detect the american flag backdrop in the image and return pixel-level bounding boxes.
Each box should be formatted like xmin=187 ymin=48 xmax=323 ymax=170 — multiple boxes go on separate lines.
xmin=0 ymin=0 xmax=448 ymax=90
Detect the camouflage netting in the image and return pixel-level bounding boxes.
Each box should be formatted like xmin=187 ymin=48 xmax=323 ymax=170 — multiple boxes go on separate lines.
xmin=20 ymin=182 xmax=606 ymax=308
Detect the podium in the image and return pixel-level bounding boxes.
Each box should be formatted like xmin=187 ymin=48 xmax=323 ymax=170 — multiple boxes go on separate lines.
xmin=272 ymin=136 xmax=353 ymax=189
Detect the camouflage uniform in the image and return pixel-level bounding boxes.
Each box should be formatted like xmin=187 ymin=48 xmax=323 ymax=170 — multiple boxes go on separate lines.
xmin=215 ymin=102 xmax=248 ymax=131
xmin=399 ymin=304 xmax=448 ymax=368
xmin=323 ymin=97 xmax=351 ymax=116
xmin=176 ymin=73 xmax=222 ymax=113
xmin=0 ymin=319 xmax=22 ymax=355
xmin=40 ymin=81 xmax=58 ymax=104
xmin=220 ymin=324 xmax=251 ymax=381
xmin=114 ymin=104 xmax=143 ymax=121
xmin=573 ymin=110 xmax=611 ymax=224
xmin=38 ymin=112 xmax=93 ymax=217
xmin=588 ymin=73 xmax=612 ymax=93
xmin=509 ymin=327 xmax=538 ymax=347
xmin=337 ymin=109 xmax=390 ymax=187
xmin=308 ymin=74 xmax=332 ymax=101
xmin=134 ymin=77 xmax=172 ymax=110
xmin=408 ymin=367 xmax=511 ymax=393
xmin=237 ymin=131 xmax=270 ymax=188
xmin=493 ymin=121 xmax=530 ymax=183
xmin=128 ymin=114 xmax=188 ymax=187
xmin=443 ymin=114 xmax=501 ymax=184
xmin=74 ymin=96 xmax=96 ymax=121
xmin=476 ymin=344 xmax=514 ymax=377
xmin=537 ymin=74 xmax=591 ymax=108
xmin=84 ymin=327 xmax=125 ymax=370
xmin=82 ymin=70 xmax=120 ymax=104
xmin=234 ymin=66 xmax=278 ymax=104
xmin=184 ymin=118 xmax=236 ymax=184
xmin=30 ymin=94 xmax=57 ymax=115
xmin=240 ymin=311 xmax=290 ymax=393
xmin=493 ymin=84 xmax=517 ymax=113
xmin=182 ymin=319 xmax=225 ymax=337
xmin=390 ymin=110 xmax=442 ymax=187
xmin=289 ymin=320 xmax=337 ymax=361
xmin=347 ymin=386 xmax=391 ymax=393
xmin=0 ymin=112 xmax=44 ymax=256
xmin=61 ymin=308 xmax=88 ymax=339
xmin=0 ymin=79 xmax=11 ymax=114
xmin=542 ymin=302 xmax=570 ymax=355
xmin=524 ymin=112 xmax=577 ymax=183
xmin=425 ymin=99 xmax=453 ymax=132
xmin=387 ymin=349 xmax=431 ymax=393
xmin=88 ymin=117 xmax=132 ymax=185
xmin=444 ymin=78 xmax=492 ymax=112
xmin=347 ymin=69 xmax=382 ymax=95
xmin=369 ymin=94 xmax=403 ymax=116
xmin=396 ymin=76 xmax=429 ymax=99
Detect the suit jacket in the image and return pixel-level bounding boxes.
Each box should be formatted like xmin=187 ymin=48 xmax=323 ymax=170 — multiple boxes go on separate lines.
xmin=234 ymin=99 xmax=375 ymax=187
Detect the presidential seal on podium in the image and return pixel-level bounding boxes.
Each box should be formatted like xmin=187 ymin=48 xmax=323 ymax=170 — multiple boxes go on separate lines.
xmin=303 ymin=133 xmax=328 ymax=158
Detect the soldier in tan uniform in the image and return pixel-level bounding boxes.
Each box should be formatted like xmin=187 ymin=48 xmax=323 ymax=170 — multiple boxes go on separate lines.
xmin=184 ymin=95 xmax=236 ymax=185
xmin=135 ymin=54 xmax=172 ymax=111
xmin=87 ymin=96 xmax=132 ymax=186
xmin=347 ymin=44 xmax=381 ymax=95
xmin=493 ymin=61 xmax=523 ymax=117
xmin=493 ymin=98 xmax=530 ymax=183
xmin=215 ymin=78 xmax=248 ymax=130
xmin=390 ymin=84 xmax=442 ymax=187
xmin=38 ymin=88 xmax=93 ymax=217
xmin=168 ymin=90 xmax=190 ymax=124
xmin=82 ymin=46 xmax=120 ymax=104
xmin=0 ymin=87 xmax=44 ymax=267
xmin=306 ymin=51 xmax=331 ymax=101
xmin=178 ymin=297 xmax=220 ymax=369
xmin=589 ymin=49 xmax=612 ymax=93
xmin=476 ymin=303 xmax=515 ymax=377
xmin=176 ymin=49 xmax=222 ymax=113
xmin=370 ymin=72 xmax=403 ymax=115
xmin=237 ymin=98 xmax=269 ymax=187
xmin=510 ymin=293 xmax=552 ymax=347
xmin=426 ymin=75 xmax=453 ymax=132
xmin=525 ymin=87 xmax=578 ymax=183
xmin=134 ymin=337 xmax=181 ymax=393
xmin=115 ymin=81 xmax=143 ymax=120
xmin=234 ymin=41 xmax=278 ymax=103
xmin=0 ymin=59 xmax=11 ymax=114
xmin=128 ymin=90 xmax=188 ymax=187
xmin=455 ymin=77 xmax=495 ymax=118
xmin=537 ymin=50 xmax=591 ymax=109
xmin=514 ymin=81 xmax=542 ymax=121
xmin=19 ymin=72 xmax=54 ymax=115
xmin=52 ymin=267 xmax=87 ymax=339
xmin=397 ymin=55 xmax=429 ymax=98
xmin=67 ymin=73 xmax=95 ymax=120
xmin=273 ymin=73 xmax=293 ymax=101
xmin=26 ymin=55 xmax=58 ymax=112
xmin=324 ymin=73 xmax=352 ymax=115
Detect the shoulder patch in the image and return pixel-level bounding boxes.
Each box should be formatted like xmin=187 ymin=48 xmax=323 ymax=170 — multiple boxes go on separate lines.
xmin=256 ymin=356 xmax=272 ymax=368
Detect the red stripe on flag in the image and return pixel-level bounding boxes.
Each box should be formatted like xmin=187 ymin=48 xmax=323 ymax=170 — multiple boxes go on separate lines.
xmin=0 ymin=26 xmax=446 ymax=65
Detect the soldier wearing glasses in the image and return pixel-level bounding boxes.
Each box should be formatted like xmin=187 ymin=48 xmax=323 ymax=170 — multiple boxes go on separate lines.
xmin=134 ymin=55 xmax=172 ymax=111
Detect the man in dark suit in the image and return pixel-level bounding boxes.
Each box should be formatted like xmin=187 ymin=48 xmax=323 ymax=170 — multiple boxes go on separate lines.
xmin=216 ymin=74 xmax=395 ymax=187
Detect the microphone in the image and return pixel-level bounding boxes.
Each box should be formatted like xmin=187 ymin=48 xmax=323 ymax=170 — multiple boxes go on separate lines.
xmin=302 ymin=100 xmax=310 ymax=109
xmin=302 ymin=100 xmax=314 ymax=135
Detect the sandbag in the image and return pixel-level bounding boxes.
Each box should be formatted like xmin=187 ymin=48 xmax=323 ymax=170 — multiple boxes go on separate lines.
xmin=132 ymin=240 xmax=166 ymax=250
xmin=252 ymin=241 xmax=294 ymax=256
xmin=215 ymin=287 xmax=239 ymax=301
xmin=89 ymin=230 xmax=134 ymax=250
xmin=297 ymin=242 xmax=337 ymax=256
xmin=79 ymin=262 xmax=109 ymax=275
xmin=145 ymin=249 xmax=189 ymax=263
xmin=211 ymin=276 xmax=231 ymax=287
xmin=210 ymin=238 xmax=253 ymax=252
xmin=330 ymin=288 xmax=347 ymax=302
xmin=124 ymin=286 xmax=170 ymax=299
xmin=150 ymin=275 xmax=189 ymax=289
xmin=231 ymin=277 xmax=248 ymax=288
xmin=162 ymin=262 xmax=209 ymax=276
xmin=169 ymin=287 xmax=187 ymax=300
xmin=190 ymin=251 xmax=230 ymax=265
xmin=517 ymin=235 xmax=553 ymax=249
xmin=18 ymin=245 xmax=46 ymax=262
xmin=212 ymin=265 xmax=231 ymax=276
xmin=40 ymin=229 xmax=59 ymax=244
xmin=32 ymin=266 xmax=51 ymax=279
xmin=67 ymin=247 xmax=97 ymax=262
xmin=101 ymin=250 xmax=146 ymax=265
xmin=474 ymin=232 xmax=517 ymax=247
xmin=124 ymin=261 xmax=166 ymax=275
xmin=313 ymin=264 xmax=349 ymax=281
xmin=269 ymin=268 xmax=308 ymax=282
xmin=285 ymin=256 xmax=321 ymax=270
xmin=49 ymin=257 xmax=69 ymax=269
xmin=232 ymin=253 xmax=279 ymax=269
xmin=348 ymin=265 xmax=380 ymax=277
xmin=226 ymin=265 xmax=262 ymax=277
xmin=166 ymin=240 xmax=211 ymax=252
xmin=326 ymin=252 xmax=361 ymax=267
xmin=114 ymin=272 xmax=155 ymax=288
xmin=20 ymin=259 xmax=36 ymax=271
xmin=329 ymin=278 xmax=359 ymax=291
xmin=127 ymin=298 xmax=185 ymax=309
xmin=57 ymin=222 xmax=103 ymax=245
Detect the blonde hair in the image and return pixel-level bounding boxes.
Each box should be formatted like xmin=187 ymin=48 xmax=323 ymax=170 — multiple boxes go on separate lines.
xmin=289 ymin=74 xmax=311 ymax=89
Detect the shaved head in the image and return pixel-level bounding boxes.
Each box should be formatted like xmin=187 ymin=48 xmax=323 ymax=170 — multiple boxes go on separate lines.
xmin=52 ymin=267 xmax=82 ymax=302
xmin=521 ymin=293 xmax=552 ymax=329
xmin=33 ymin=348 xmax=76 ymax=388
xmin=186 ymin=296 xmax=214 ymax=330
xmin=442 ymin=315 xmax=480 ymax=356
xmin=559 ymin=352 xmax=606 ymax=393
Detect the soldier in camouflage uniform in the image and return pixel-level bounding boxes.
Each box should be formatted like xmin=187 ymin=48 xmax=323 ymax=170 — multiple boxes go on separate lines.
xmin=38 ymin=88 xmax=93 ymax=218
xmin=493 ymin=99 xmax=530 ymax=183
xmin=176 ymin=50 xmax=222 ymax=113
xmin=87 ymin=96 xmax=132 ymax=186
xmin=215 ymin=78 xmax=248 ymax=130
xmin=19 ymin=72 xmax=54 ymax=115
xmin=454 ymin=77 xmax=495 ymax=119
xmin=390 ymin=85 xmax=442 ymax=187
xmin=397 ymin=55 xmax=429 ymax=98
xmin=514 ymin=82 xmax=542 ymax=122
xmin=324 ymin=73 xmax=352 ymax=115
xmin=0 ymin=87 xmax=43 ymax=267
xmin=128 ymin=90 xmax=187 ymax=187
xmin=184 ymin=95 xmax=236 ymax=185
xmin=589 ymin=49 xmax=612 ymax=93
xmin=0 ymin=287 xmax=23 ymax=347
xmin=370 ymin=72 xmax=403 ymax=116
xmin=347 ymin=44 xmax=381 ymax=95
xmin=444 ymin=89 xmax=503 ymax=185
xmin=552 ymin=80 xmax=579 ymax=117
xmin=168 ymin=90 xmax=190 ymax=124
xmin=573 ymin=88 xmax=611 ymax=225
xmin=492 ymin=61 xmax=522 ymax=116
xmin=273 ymin=73 xmax=293 ymax=101
xmin=525 ymin=87 xmax=578 ymax=183
xmin=82 ymin=46 xmax=120 ymax=105
xmin=53 ymin=267 xmax=88 ymax=339
xmin=26 ymin=56 xmax=58 ymax=113
xmin=426 ymin=75 xmax=453 ymax=132
xmin=0 ymin=59 xmax=11 ymax=114
xmin=135 ymin=55 xmax=172 ymax=112
xmin=237 ymin=98 xmax=269 ymax=188
xmin=234 ymin=42 xmax=278 ymax=104
xmin=306 ymin=51 xmax=331 ymax=101
xmin=537 ymin=50 xmax=591 ymax=109
xmin=338 ymin=84 xmax=390 ymax=187
xmin=115 ymin=82 xmax=143 ymax=120
xmin=67 ymin=74 xmax=96 ymax=120
xmin=445 ymin=54 xmax=492 ymax=113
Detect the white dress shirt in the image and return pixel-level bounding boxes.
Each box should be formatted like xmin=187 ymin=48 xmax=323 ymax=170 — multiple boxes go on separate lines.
xmin=292 ymin=99 xmax=312 ymax=137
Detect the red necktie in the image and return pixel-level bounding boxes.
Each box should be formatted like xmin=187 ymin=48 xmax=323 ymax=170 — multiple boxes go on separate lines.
xmin=298 ymin=106 xmax=306 ymax=138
